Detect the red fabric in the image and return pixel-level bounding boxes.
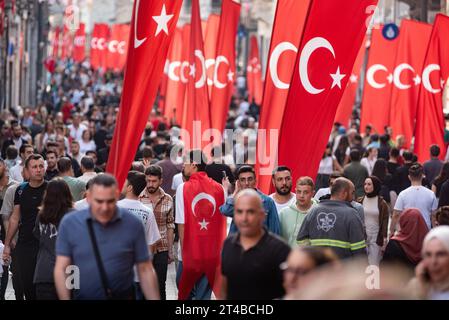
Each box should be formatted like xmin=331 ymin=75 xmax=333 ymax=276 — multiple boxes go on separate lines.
xmin=106 ymin=0 xmax=182 ymax=189
xmin=178 ymin=172 xmax=226 ymax=300
xmin=62 ymin=102 xmax=74 ymax=123
xmin=255 ymin=0 xmax=311 ymax=194
xmin=184 ymin=0 xmax=211 ymax=148
xmin=164 ymin=27 xmax=185 ymax=123
xmin=90 ymin=23 xmax=110 ymax=70
xmin=210 ymin=0 xmax=241 ymax=134
xmin=44 ymin=57 xmax=56 ymax=74
xmin=204 ymin=14 xmax=220 ymax=100
xmin=60 ymin=25 xmax=74 ymax=61
xmin=0 ymin=0 xmax=6 ymax=36
xmin=106 ymin=24 xmax=130 ymax=72
xmin=414 ymin=14 xmax=449 ymax=163
xmin=389 ymin=20 xmax=432 ymax=149
xmin=52 ymin=27 xmax=61 ymax=58
xmin=179 ymin=24 xmax=191 ymax=129
xmin=247 ymin=35 xmax=263 ymax=105
xmin=73 ymin=23 xmax=86 ymax=63
xmin=334 ymin=37 xmax=367 ymax=128
xmin=360 ymin=27 xmax=400 ymax=134
xmin=392 ymin=208 xmax=429 ymax=264
xmin=278 ymin=0 xmax=377 ymax=186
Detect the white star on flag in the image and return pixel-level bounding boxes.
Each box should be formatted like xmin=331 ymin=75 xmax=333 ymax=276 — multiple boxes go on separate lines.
xmin=413 ymin=75 xmax=421 ymax=86
xmin=227 ymin=70 xmax=234 ymax=82
xmin=349 ymin=74 xmax=358 ymax=84
xmin=330 ymin=67 xmax=346 ymax=89
xmin=152 ymin=5 xmax=174 ymax=36
xmin=198 ymin=219 xmax=210 ymax=230
xmin=190 ymin=64 xmax=196 ymax=77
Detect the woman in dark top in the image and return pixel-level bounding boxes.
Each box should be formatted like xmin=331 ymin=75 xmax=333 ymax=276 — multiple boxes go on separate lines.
xmin=382 ymin=209 xmax=428 ymax=274
xmin=372 ymin=159 xmax=392 ymax=204
xmin=432 ymin=162 xmax=449 ymax=199
xmin=33 ymin=178 xmax=73 ymax=300
xmin=334 ymin=135 xmax=350 ymax=167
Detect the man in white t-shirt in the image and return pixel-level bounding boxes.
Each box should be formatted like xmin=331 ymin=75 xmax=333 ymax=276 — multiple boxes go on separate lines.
xmin=269 ymin=166 xmax=295 ymax=214
xmin=118 ymin=171 xmax=161 ymax=300
xmin=392 ymin=164 xmax=438 ymax=234
xmin=171 ymin=172 xmax=184 ymax=193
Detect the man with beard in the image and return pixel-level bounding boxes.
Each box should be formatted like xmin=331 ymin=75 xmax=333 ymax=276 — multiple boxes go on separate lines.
xmin=1 ymin=124 xmax=28 ymax=159
xmin=139 ymin=165 xmax=174 ymax=300
xmin=269 ymin=166 xmax=295 ymax=214
xmin=44 ymin=151 xmax=59 ymax=181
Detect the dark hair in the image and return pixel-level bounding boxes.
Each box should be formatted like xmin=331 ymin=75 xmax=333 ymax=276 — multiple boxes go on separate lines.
xmin=19 ymin=143 xmax=33 ymax=155
xmin=430 ymin=145 xmax=441 ymax=158
xmin=354 ymin=134 xmax=362 ymax=143
xmin=187 ymin=150 xmax=208 ymax=172
xmin=337 ymin=136 xmax=349 ymax=151
xmin=272 ymin=166 xmax=291 ymax=178
xmin=372 ymin=159 xmax=388 ymax=182
xmin=409 ymin=163 xmax=423 ymax=180
xmin=90 ymin=174 xmax=117 ymax=188
xmin=39 ymin=178 xmax=73 ymax=225
xmin=211 ymin=146 xmax=223 ymax=158
xmin=299 ymin=246 xmax=338 ymax=267
xmin=380 ymin=134 xmax=389 ymax=144
xmin=403 ymin=151 xmax=414 ymax=162
xmin=436 ymin=207 xmax=449 ymax=226
xmin=57 ymin=157 xmax=73 ymax=173
xmin=126 ymin=171 xmax=147 ymax=197
xmin=366 ymin=176 xmax=381 ymax=198
xmin=236 ymin=165 xmax=256 ymax=179
xmin=434 ymin=162 xmax=449 ymax=187
xmin=131 ymin=161 xmax=145 ymax=173
xmin=349 ymin=149 xmax=361 ymax=162
xmin=145 ymin=165 xmax=163 ymax=179
xmin=6 ymin=146 xmax=18 ymax=160
xmin=370 ymin=134 xmax=379 ymax=142
xmin=46 ymin=150 xmax=57 ymax=158
xmin=81 ymin=156 xmax=95 ymax=170
xmin=143 ymin=146 xmax=154 ymax=159
xmin=86 ymin=150 xmax=97 ymax=157
xmin=389 ymin=148 xmax=400 ymax=158
xmin=329 ymin=172 xmax=343 ymax=182
xmin=71 ymin=140 xmax=79 ymax=145
xmin=330 ymin=178 xmax=351 ymax=197
xmin=25 ymin=154 xmax=44 ymax=168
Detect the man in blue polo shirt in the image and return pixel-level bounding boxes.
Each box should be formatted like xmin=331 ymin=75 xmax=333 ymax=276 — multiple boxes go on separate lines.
xmin=54 ymin=174 xmax=160 ymax=300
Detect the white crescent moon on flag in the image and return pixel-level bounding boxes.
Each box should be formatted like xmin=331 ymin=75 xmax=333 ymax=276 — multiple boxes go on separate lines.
xmin=194 ymin=50 xmax=207 ymax=89
xmin=269 ymin=42 xmax=298 ymax=90
xmin=299 ymin=37 xmax=335 ymax=95
xmin=393 ymin=63 xmax=414 ymax=90
xmin=97 ymin=38 xmax=106 ymax=50
xmin=191 ymin=193 xmax=216 ymax=218
xmin=422 ymin=64 xmax=441 ymax=94
xmin=366 ymin=64 xmax=388 ymax=89
xmin=118 ymin=41 xmax=126 ymax=55
xmin=108 ymin=40 xmax=118 ymax=53
xmin=134 ymin=0 xmax=146 ymax=49
xmin=214 ymin=55 xmax=229 ymax=89
xmin=206 ymin=59 xmax=215 ymax=86
xmin=168 ymin=61 xmax=181 ymax=81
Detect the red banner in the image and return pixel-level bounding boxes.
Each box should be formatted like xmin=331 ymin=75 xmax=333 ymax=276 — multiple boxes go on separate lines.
xmin=184 ymin=0 xmax=211 ymax=146
xmin=106 ymin=24 xmax=130 ymax=72
xmin=90 ymin=23 xmax=109 ymax=70
xmin=204 ymin=14 xmax=220 ymax=100
xmin=52 ymin=27 xmax=61 ymax=58
xmin=389 ymin=20 xmax=432 ymax=148
xmin=360 ymin=26 xmax=400 ymax=134
xmin=247 ymin=35 xmax=263 ymax=105
xmin=278 ymin=0 xmax=378 ymax=186
xmin=414 ymin=14 xmax=449 ymax=163
xmin=210 ymin=0 xmax=241 ymax=134
xmin=334 ymin=37 xmax=367 ymax=128
xmin=107 ymin=0 xmax=182 ymax=188
xmin=73 ymin=23 xmax=86 ymax=62
xmin=179 ymin=24 xmax=191 ymax=127
xmin=61 ymin=25 xmax=74 ymax=61
xmin=0 ymin=0 xmax=5 ymax=37
xmin=256 ymin=0 xmax=311 ymax=194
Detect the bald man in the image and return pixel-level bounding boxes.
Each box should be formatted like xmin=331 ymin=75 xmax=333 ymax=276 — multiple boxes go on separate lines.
xmin=297 ymin=178 xmax=367 ymax=259
xmin=221 ymin=189 xmax=290 ymax=300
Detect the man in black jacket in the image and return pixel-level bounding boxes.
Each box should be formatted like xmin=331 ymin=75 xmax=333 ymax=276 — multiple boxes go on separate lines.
xmin=1 ymin=124 xmax=28 ymax=159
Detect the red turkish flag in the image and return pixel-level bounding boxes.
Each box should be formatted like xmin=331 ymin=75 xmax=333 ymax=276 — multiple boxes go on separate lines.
xmin=255 ymin=0 xmax=311 ymax=194
xmin=90 ymin=23 xmax=110 ymax=70
xmin=184 ymin=0 xmax=211 ymax=148
xmin=210 ymin=0 xmax=240 ymax=134
xmin=0 ymin=0 xmax=5 ymax=37
xmin=178 ymin=172 xmax=226 ymax=300
xmin=73 ymin=23 xmax=86 ymax=62
xmin=106 ymin=0 xmax=182 ymax=188
xmin=334 ymin=37 xmax=367 ymax=128
xmin=360 ymin=26 xmax=400 ymax=134
xmin=278 ymin=0 xmax=378 ymax=185
xmin=52 ymin=27 xmax=61 ymax=58
xmin=60 ymin=25 xmax=74 ymax=61
xmin=205 ymin=14 xmax=220 ymax=100
xmin=414 ymin=14 xmax=449 ymax=163
xmin=389 ymin=20 xmax=432 ymax=149
xmin=179 ymin=24 xmax=191 ymax=127
xmin=106 ymin=24 xmax=130 ymax=72
xmin=247 ymin=35 xmax=263 ymax=105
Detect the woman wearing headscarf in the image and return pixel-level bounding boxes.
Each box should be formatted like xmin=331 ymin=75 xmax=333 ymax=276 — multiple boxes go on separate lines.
xmin=382 ymin=209 xmax=429 ymax=273
xmin=357 ymin=176 xmax=389 ymax=266
xmin=409 ymin=226 xmax=449 ymax=300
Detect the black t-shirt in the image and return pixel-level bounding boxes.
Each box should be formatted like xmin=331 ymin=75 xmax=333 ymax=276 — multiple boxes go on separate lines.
xmin=222 ymin=230 xmax=291 ymax=300
xmin=14 ymin=181 xmax=48 ymax=246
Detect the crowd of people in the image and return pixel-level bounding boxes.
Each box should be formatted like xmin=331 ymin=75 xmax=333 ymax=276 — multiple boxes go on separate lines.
xmin=0 ymin=60 xmax=449 ymax=300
